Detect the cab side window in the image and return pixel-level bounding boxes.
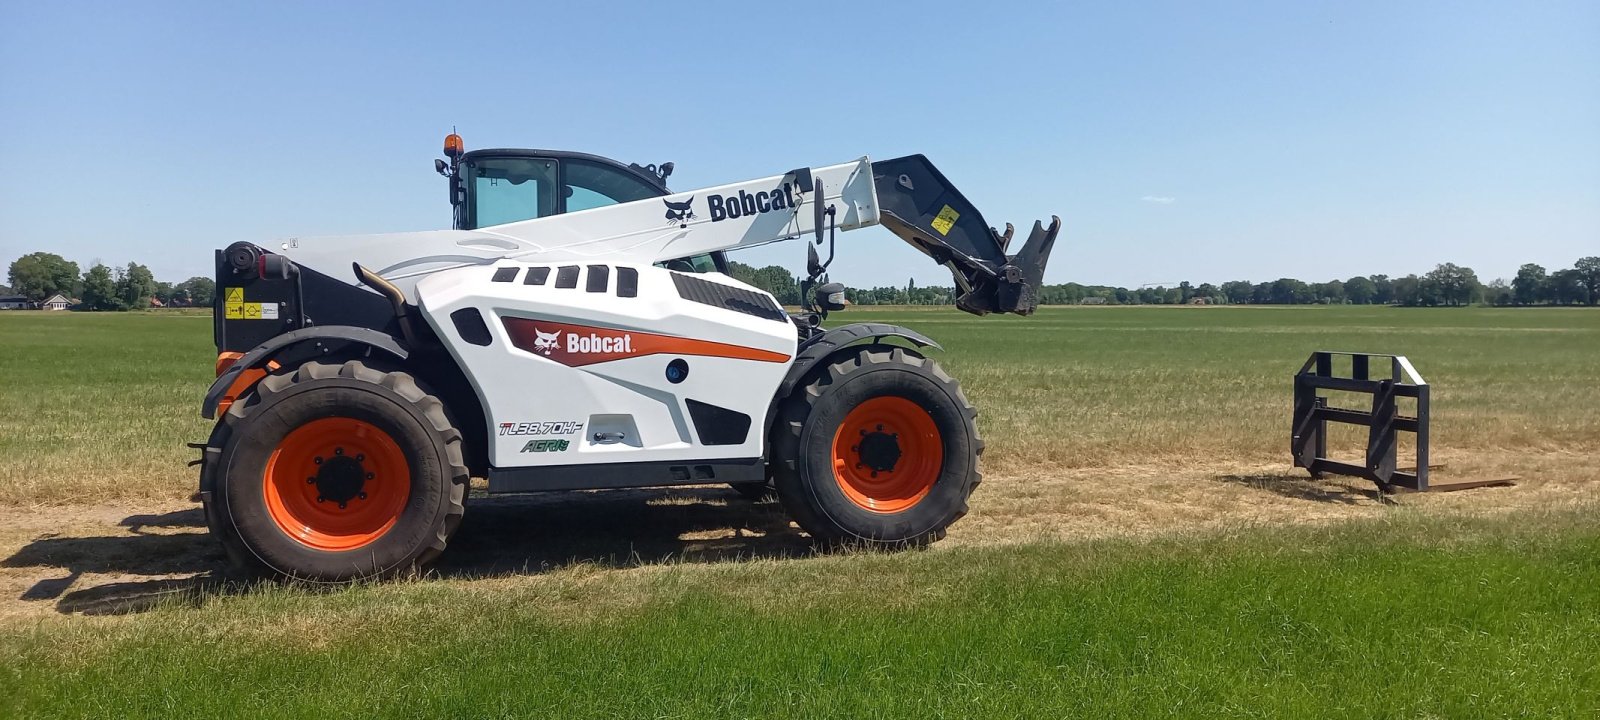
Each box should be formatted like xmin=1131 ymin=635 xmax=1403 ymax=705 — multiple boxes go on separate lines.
xmin=563 ymin=159 xmax=661 ymax=213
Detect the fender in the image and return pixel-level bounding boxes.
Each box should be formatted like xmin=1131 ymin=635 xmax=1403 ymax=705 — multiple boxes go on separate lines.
xmin=762 ymin=323 xmax=941 ymax=460
xmin=201 ymin=326 xmax=410 ymax=420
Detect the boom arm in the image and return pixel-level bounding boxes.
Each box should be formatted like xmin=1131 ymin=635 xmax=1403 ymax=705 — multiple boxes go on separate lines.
xmin=277 ymin=155 xmax=1059 ymax=315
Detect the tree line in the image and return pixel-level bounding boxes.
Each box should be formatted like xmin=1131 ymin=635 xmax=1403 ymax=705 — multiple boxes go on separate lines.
xmin=8 ymin=251 xmax=1597 ymax=311
xmin=732 ymin=257 xmax=1600 ymax=308
xmin=5 ymin=252 xmax=215 ymax=310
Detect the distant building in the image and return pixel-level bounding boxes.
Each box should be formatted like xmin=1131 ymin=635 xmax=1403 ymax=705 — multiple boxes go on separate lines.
xmin=40 ymin=294 xmax=72 ymax=311
xmin=0 ymin=295 xmax=33 ymax=310
xmin=1079 ymin=296 xmax=1108 ymax=305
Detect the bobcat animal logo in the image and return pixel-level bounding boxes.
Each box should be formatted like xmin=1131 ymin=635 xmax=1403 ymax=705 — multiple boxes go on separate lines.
xmin=532 ymin=327 xmax=561 ymax=355
xmin=663 ymin=196 xmax=695 ymax=225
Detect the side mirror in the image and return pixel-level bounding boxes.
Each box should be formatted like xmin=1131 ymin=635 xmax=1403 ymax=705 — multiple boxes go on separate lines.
xmin=812 ymin=178 xmax=826 ymax=245
xmin=434 ymin=159 xmax=448 ymax=176
xmin=806 ymin=243 xmax=823 ymax=278
xmin=814 ymin=282 xmax=847 ymax=312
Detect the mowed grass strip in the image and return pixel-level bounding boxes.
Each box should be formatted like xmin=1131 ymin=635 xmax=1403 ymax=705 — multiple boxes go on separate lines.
xmin=0 ymin=306 xmax=1596 ymax=503
xmin=2 ymin=509 xmax=1597 ymax=718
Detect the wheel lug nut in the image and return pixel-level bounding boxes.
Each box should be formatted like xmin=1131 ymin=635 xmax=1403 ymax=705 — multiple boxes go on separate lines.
xmin=355 ymin=454 xmax=365 ymax=462
xmin=365 ymin=472 xmax=375 ymax=480
xmin=307 ymin=477 xmax=316 ymax=485
xmin=313 ymin=457 xmax=323 ymax=465
xmin=334 ymin=447 xmax=344 ymax=456
xmin=337 ymin=501 xmax=348 ymax=510
xmin=315 ymin=496 xmax=325 ymax=503
xmin=358 ymin=491 xmax=368 ymax=500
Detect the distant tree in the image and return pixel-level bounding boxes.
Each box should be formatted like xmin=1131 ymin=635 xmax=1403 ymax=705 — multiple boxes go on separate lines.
xmin=1574 ymin=256 xmax=1600 ymax=306
xmin=1369 ymin=274 xmax=1394 ymax=304
xmin=80 ymin=264 xmax=122 ymax=310
xmin=1220 ymin=280 xmax=1253 ymax=304
xmin=1485 ymin=278 xmax=1513 ymax=306
xmin=1546 ymin=268 xmax=1584 ymax=305
xmin=1316 ymin=279 xmax=1346 ymax=304
xmin=8 ymin=252 xmax=81 ymax=301
xmin=152 ymin=281 xmax=176 ymax=305
xmin=1512 ymin=263 xmax=1548 ymax=305
xmin=114 ymin=262 xmax=156 ymax=309
xmin=1392 ymin=274 xmax=1422 ymax=306
xmin=177 ymin=276 xmax=216 ymax=306
xmin=1267 ymin=278 xmax=1307 ymax=304
xmin=1344 ymin=276 xmax=1376 ymax=304
xmin=1424 ymin=263 xmax=1479 ymax=306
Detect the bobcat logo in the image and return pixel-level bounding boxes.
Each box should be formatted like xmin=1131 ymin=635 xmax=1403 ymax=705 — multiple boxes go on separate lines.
xmin=532 ymin=327 xmax=561 ymax=355
xmin=663 ymin=196 xmax=695 ymax=225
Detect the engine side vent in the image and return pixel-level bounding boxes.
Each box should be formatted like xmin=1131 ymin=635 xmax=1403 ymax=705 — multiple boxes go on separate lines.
xmin=450 ymin=308 xmax=492 ymax=346
xmin=685 ymin=399 xmax=752 ymax=446
xmin=671 ymin=273 xmax=787 ymax=323
xmin=555 ymin=266 xmax=580 ymax=289
xmin=525 ymin=267 xmax=551 ymax=285
xmin=586 ymin=265 xmax=610 ymax=292
xmin=616 ymin=267 xmax=639 ymax=298
xmin=491 ymin=267 xmax=519 ymax=283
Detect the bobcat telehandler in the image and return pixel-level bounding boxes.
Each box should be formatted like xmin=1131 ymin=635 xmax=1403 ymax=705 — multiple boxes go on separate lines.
xmin=197 ymin=133 xmax=1060 ymax=580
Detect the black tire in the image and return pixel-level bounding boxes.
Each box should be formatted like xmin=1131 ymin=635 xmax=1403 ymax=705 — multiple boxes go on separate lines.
xmin=200 ymin=360 xmax=468 ymax=581
xmin=770 ymin=345 xmax=982 ymax=547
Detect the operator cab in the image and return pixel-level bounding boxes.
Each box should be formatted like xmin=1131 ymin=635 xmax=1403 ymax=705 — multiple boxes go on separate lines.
xmin=439 ymin=133 xmax=727 ymax=274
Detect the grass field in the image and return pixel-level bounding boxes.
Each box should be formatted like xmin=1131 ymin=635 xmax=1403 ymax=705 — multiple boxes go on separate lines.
xmin=1 ymin=306 xmax=1597 ymax=717
xmin=2 ymin=306 xmax=1596 ymax=503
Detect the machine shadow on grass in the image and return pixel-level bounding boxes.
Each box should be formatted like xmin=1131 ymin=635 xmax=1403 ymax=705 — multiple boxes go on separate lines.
xmin=2 ymin=487 xmax=809 ymax=616
xmin=1213 ymin=472 xmax=1394 ymax=506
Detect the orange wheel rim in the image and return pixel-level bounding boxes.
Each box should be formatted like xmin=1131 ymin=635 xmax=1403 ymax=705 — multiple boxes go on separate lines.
xmin=263 ymin=417 xmax=410 ymax=551
xmin=831 ymin=396 xmax=943 ymax=513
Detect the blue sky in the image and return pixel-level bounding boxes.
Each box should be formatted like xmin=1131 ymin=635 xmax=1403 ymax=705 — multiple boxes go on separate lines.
xmin=2 ymin=1 xmax=1596 ymax=289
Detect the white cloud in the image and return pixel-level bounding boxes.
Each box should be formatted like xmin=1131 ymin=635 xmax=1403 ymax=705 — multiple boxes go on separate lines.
xmin=1141 ymin=195 xmax=1176 ymax=204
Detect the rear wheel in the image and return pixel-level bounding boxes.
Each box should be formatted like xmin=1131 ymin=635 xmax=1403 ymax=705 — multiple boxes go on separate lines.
xmin=771 ymin=345 xmax=982 ymax=546
xmin=201 ymin=360 xmax=468 ymax=581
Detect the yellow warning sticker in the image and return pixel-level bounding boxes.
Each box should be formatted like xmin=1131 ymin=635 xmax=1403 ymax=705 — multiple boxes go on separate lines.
xmin=931 ymin=205 xmax=960 ymax=236
xmin=221 ymin=288 xmax=276 ymax=320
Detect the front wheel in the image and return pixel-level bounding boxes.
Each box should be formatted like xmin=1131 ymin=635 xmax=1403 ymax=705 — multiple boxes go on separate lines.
xmin=770 ymin=345 xmax=982 ymax=546
xmin=201 ymin=360 xmax=468 ymax=581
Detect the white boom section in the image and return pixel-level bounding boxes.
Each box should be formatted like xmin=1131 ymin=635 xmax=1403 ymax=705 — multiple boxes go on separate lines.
xmin=277 ymin=158 xmax=879 ymax=296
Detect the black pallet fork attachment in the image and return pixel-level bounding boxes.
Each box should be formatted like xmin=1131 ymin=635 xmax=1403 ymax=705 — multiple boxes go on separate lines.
xmin=871 ymin=155 xmax=1060 ymax=317
xmin=1291 ymin=351 xmax=1515 ymax=494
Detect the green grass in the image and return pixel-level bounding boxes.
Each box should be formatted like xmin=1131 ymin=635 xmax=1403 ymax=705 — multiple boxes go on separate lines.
xmin=0 ymin=306 xmax=1596 ymax=502
xmin=1 ymin=307 xmax=1597 ymax=717
xmin=851 ymin=305 xmax=1600 ymax=472
xmin=3 ymin=509 xmax=1597 ymax=718
xmin=0 ymin=311 xmax=216 ymax=503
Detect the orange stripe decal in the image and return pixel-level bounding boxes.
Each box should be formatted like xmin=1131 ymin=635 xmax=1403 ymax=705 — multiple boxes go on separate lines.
xmin=502 ymin=318 xmax=789 ymax=367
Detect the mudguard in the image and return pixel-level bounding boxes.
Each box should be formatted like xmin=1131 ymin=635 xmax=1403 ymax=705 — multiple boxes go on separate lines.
xmin=201 ymin=326 xmax=410 ymax=420
xmin=762 ymin=323 xmax=942 ymax=452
